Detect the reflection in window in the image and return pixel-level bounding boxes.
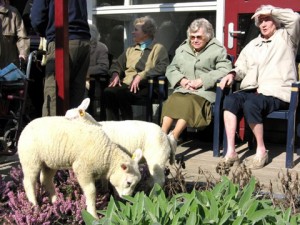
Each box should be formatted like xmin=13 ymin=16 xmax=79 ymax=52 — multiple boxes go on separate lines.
xmin=132 ymin=0 xmax=215 ymax=4
xmin=94 ymin=11 xmax=215 ymax=60
xmin=96 ymin=0 xmax=215 ymax=6
xmin=96 ymin=0 xmax=124 ymax=6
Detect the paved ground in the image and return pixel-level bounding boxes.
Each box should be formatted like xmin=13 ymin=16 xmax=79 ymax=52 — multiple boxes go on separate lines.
xmin=1 ymin=135 xmax=300 ymax=195
xmin=0 ymin=153 xmax=19 ymax=181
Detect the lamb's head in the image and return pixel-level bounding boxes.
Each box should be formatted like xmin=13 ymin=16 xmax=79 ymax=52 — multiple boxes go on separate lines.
xmin=65 ymin=98 xmax=99 ymax=126
xmin=109 ymin=148 xmax=143 ymax=197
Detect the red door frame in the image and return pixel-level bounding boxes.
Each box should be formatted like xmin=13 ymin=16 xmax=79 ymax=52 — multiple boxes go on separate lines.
xmin=55 ymin=0 xmax=69 ymax=115
xmin=224 ymin=0 xmax=300 ymax=58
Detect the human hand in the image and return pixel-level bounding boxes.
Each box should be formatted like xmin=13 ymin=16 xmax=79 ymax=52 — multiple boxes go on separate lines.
xmin=189 ymin=79 xmax=203 ymax=90
xmin=19 ymin=57 xmax=26 ymax=71
xmin=108 ymin=73 xmax=121 ymax=87
xmin=129 ymin=75 xmax=141 ymax=93
xmin=219 ymin=73 xmax=235 ymax=90
xmin=180 ymin=78 xmax=189 ymax=88
xmin=19 ymin=55 xmax=26 ymax=61
xmin=251 ymin=9 xmax=272 ymax=19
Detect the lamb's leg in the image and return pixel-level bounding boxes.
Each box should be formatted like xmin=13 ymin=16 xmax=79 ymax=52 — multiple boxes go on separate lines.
xmin=147 ymin=163 xmax=165 ymax=187
xmin=75 ymin=170 xmax=97 ymax=218
xmin=23 ymin=166 xmax=40 ymax=205
xmin=40 ymin=167 xmax=57 ymax=203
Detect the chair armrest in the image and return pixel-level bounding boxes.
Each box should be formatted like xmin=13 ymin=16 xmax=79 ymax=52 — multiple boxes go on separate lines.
xmin=213 ymin=79 xmax=232 ymax=112
xmin=146 ymin=74 xmax=168 ymax=101
xmin=288 ymin=81 xmax=300 ymax=113
xmin=158 ymin=75 xmax=168 ymax=100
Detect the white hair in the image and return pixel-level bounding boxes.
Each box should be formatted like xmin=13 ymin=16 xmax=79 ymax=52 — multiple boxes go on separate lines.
xmin=254 ymin=5 xmax=282 ymax=28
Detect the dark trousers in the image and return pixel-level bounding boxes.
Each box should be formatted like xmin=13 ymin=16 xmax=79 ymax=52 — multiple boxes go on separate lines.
xmin=42 ymin=40 xmax=90 ymax=116
xmin=223 ymin=89 xmax=289 ymax=124
xmin=103 ymin=82 xmax=148 ymax=121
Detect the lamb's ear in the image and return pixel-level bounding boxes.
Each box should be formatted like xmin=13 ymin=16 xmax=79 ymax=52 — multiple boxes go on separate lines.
xmin=65 ymin=109 xmax=77 ymax=119
xmin=79 ymin=98 xmax=90 ymax=110
xmin=132 ymin=148 xmax=143 ymax=163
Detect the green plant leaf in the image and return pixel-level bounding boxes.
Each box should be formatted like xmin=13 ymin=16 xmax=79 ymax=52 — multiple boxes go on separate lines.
xmin=248 ymin=209 xmax=276 ymax=223
xmin=289 ymin=215 xmax=298 ymax=225
xmin=149 ymin=183 xmax=164 ymax=199
xmin=186 ymin=211 xmax=197 ymax=225
xmin=244 ymin=199 xmax=258 ymax=217
xmin=219 ymin=212 xmax=232 ymax=225
xmin=196 ymin=190 xmax=209 ymax=207
xmin=144 ymin=196 xmax=159 ymax=223
xmin=207 ymin=191 xmax=219 ymax=222
xmin=212 ymin=176 xmax=229 ymax=197
xmin=283 ymin=207 xmax=292 ymax=222
xmin=81 ymin=210 xmax=98 ymax=225
xmin=238 ymin=177 xmax=256 ymax=209
xmin=104 ymin=196 xmax=117 ymax=220
xmin=178 ymin=194 xmax=194 ymax=217
xmin=232 ymin=215 xmax=245 ymax=225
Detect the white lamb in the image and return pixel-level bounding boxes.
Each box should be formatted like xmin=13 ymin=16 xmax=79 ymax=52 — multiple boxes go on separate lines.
xmin=18 ymin=116 xmax=143 ymax=218
xmin=65 ymin=98 xmax=177 ymax=187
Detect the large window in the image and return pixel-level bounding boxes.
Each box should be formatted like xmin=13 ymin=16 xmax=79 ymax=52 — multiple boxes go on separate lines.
xmin=95 ymin=0 xmax=215 ymax=6
xmin=92 ymin=1 xmax=222 ymax=60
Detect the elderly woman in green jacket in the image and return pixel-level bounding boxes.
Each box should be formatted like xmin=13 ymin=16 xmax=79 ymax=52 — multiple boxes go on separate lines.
xmin=161 ymin=18 xmax=232 ymax=149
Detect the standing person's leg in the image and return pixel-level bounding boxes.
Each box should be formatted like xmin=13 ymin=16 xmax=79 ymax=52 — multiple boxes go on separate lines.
xmin=42 ymin=42 xmax=56 ymax=116
xmin=69 ymin=40 xmax=90 ymax=109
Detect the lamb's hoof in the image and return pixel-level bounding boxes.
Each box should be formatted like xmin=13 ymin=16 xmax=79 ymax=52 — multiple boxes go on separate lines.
xmin=50 ymin=195 xmax=57 ymax=203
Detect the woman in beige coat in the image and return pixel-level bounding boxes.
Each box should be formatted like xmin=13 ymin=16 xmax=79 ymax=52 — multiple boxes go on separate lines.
xmin=161 ymin=18 xmax=232 ymax=149
xmin=219 ymin=5 xmax=300 ymax=169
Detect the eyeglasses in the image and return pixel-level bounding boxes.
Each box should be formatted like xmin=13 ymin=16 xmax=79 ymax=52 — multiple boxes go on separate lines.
xmin=190 ymin=35 xmax=205 ymax=41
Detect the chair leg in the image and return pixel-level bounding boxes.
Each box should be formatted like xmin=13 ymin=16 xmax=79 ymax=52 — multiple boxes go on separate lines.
xmin=213 ymin=115 xmax=221 ymax=157
xmin=156 ymin=99 xmax=163 ymax=125
xmin=286 ymin=118 xmax=295 ymax=168
xmin=87 ymin=80 xmax=96 ymax=117
xmin=99 ymin=79 xmax=108 ymax=121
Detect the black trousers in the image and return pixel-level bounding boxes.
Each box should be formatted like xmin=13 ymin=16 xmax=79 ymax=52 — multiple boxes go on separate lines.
xmin=223 ymin=89 xmax=289 ymax=124
xmin=103 ymin=82 xmax=148 ymax=121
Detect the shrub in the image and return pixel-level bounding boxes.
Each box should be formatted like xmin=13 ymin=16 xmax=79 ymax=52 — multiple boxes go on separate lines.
xmin=82 ymin=177 xmax=300 ymax=225
xmin=1 ymin=163 xmax=300 ymax=224
xmin=0 ymin=166 xmax=109 ymax=224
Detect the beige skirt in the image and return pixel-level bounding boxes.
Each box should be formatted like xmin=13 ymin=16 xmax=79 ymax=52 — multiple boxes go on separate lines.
xmin=161 ymin=92 xmax=212 ymax=129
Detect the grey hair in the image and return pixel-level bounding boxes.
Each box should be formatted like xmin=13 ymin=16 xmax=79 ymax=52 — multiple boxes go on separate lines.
xmin=187 ymin=18 xmax=214 ymax=42
xmin=89 ymin=24 xmax=101 ymax=42
xmin=134 ymin=16 xmax=157 ymax=39
xmin=254 ymin=5 xmax=282 ymax=28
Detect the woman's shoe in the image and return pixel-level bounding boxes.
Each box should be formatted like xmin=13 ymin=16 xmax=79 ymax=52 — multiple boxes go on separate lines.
xmin=219 ymin=155 xmax=240 ymax=167
xmin=245 ymin=151 xmax=269 ymax=170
